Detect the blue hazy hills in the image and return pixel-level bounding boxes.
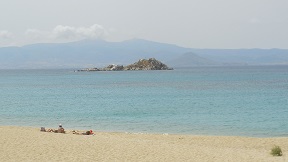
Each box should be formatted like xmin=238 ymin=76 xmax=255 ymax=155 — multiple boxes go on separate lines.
xmin=0 ymin=39 xmax=288 ymax=69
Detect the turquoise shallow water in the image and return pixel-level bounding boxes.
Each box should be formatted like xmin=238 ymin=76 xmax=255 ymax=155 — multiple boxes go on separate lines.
xmin=0 ymin=66 xmax=288 ymax=137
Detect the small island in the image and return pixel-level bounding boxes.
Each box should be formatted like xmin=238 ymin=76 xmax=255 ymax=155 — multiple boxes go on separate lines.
xmin=77 ymin=58 xmax=173 ymax=72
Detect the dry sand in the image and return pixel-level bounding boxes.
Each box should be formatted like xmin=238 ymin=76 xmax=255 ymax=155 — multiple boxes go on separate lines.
xmin=0 ymin=126 xmax=287 ymax=162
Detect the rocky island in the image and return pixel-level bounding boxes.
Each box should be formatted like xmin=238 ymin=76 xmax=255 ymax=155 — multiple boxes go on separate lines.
xmin=77 ymin=58 xmax=173 ymax=71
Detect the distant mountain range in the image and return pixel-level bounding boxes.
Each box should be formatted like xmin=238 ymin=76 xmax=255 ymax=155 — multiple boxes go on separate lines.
xmin=0 ymin=39 xmax=288 ymax=69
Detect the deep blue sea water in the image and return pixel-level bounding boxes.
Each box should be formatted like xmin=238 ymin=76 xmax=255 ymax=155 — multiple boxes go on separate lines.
xmin=0 ymin=66 xmax=288 ymax=137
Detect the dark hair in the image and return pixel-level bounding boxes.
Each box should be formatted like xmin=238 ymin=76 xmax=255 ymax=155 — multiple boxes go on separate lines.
xmin=86 ymin=131 xmax=90 ymax=135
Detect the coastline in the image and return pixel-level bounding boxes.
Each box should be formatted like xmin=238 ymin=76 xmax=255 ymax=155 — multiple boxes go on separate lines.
xmin=1 ymin=126 xmax=287 ymax=162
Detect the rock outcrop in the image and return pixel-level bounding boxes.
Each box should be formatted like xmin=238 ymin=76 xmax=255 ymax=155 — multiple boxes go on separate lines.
xmin=101 ymin=64 xmax=124 ymax=71
xmin=124 ymin=58 xmax=172 ymax=70
xmin=77 ymin=58 xmax=173 ymax=71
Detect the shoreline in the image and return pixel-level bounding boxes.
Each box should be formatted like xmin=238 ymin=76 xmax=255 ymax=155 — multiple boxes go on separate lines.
xmin=1 ymin=124 xmax=287 ymax=138
xmin=1 ymin=126 xmax=287 ymax=162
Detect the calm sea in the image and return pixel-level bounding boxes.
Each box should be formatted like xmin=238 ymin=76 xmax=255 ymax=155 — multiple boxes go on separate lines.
xmin=0 ymin=66 xmax=288 ymax=137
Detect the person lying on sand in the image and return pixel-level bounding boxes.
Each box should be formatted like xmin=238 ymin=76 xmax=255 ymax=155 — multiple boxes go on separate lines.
xmin=47 ymin=129 xmax=55 ymax=132
xmin=40 ymin=124 xmax=65 ymax=133
xmin=72 ymin=130 xmax=94 ymax=135
xmin=86 ymin=130 xmax=94 ymax=135
xmin=40 ymin=127 xmax=55 ymax=132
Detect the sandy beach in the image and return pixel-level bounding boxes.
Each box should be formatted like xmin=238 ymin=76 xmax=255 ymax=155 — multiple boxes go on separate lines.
xmin=0 ymin=126 xmax=287 ymax=162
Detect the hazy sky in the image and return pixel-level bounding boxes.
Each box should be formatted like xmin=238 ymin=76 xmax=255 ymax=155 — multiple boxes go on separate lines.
xmin=0 ymin=0 xmax=288 ymax=48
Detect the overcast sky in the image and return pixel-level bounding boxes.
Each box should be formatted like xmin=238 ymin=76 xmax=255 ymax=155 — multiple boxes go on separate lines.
xmin=0 ymin=0 xmax=288 ymax=48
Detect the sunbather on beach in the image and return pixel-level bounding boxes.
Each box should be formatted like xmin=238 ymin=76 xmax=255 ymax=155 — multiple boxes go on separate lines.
xmin=40 ymin=127 xmax=55 ymax=132
xmin=72 ymin=130 xmax=94 ymax=135
xmin=57 ymin=124 xmax=65 ymax=133
xmin=47 ymin=129 xmax=55 ymax=132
